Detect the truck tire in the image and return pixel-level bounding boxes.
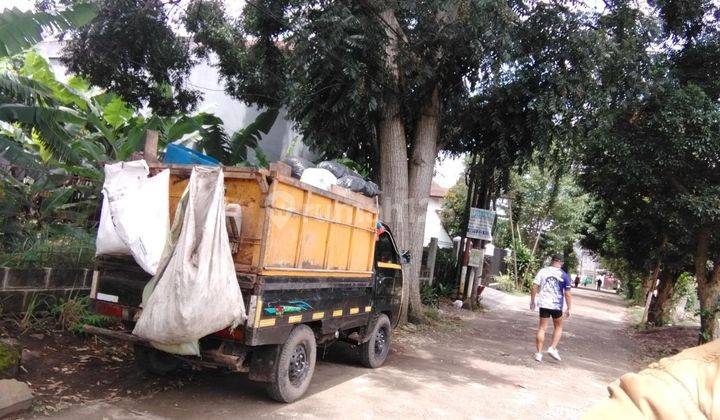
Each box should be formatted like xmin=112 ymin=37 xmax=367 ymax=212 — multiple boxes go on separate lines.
xmin=134 ymin=344 xmax=179 ymax=375
xmin=266 ymin=325 xmax=317 ymax=403
xmin=360 ymin=313 xmax=391 ymax=368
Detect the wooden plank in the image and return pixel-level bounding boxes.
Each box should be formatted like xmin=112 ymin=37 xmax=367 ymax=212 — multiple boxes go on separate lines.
xmin=260 ymin=268 xmax=372 ymax=278
xmin=143 ymin=130 xmax=159 ymax=163
xmin=346 ymin=207 xmax=358 ymax=270
xmin=83 ymin=325 xmax=146 ymax=343
xmin=294 ymin=190 xmax=311 ymax=267
xmin=265 ymin=205 xmax=375 ymax=233
xmin=257 ymin=179 xmax=276 ymax=271
xmin=269 ymin=161 xmax=291 ymax=177
xmin=322 ymin=199 xmax=338 ymax=269
xmin=330 ymin=184 xmax=376 ymax=208
xmin=273 ymin=173 xmax=379 ymax=213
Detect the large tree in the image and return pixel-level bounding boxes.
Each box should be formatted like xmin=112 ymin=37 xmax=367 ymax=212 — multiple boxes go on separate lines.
xmin=184 ymin=0 xmax=519 ymax=320
xmin=54 ymin=0 xmax=200 ymax=115
xmin=184 ymin=0 xmax=613 ymax=320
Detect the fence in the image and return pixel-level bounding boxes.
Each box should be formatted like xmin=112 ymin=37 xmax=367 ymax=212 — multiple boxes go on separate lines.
xmin=0 ymin=267 xmax=91 ymax=314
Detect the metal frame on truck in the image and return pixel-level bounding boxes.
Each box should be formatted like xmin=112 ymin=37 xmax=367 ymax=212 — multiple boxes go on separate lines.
xmin=85 ymin=163 xmax=405 ymax=403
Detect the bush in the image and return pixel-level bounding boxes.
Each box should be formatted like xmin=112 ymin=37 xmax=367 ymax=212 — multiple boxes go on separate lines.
xmin=51 ymin=295 xmax=111 ymax=333
xmin=494 ymin=274 xmax=517 ymax=293
xmin=420 ymin=281 xmax=455 ymax=307
xmin=505 ymin=240 xmax=539 ymax=292
xmin=0 ymin=229 xmax=96 ymax=268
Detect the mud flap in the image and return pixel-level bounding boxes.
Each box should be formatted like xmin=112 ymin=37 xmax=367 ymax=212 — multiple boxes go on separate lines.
xmin=248 ymin=345 xmax=281 ymax=383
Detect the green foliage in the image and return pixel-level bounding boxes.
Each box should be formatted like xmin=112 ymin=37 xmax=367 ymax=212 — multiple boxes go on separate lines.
xmin=432 ymin=248 xmax=457 ymax=287
xmin=0 ymin=340 xmax=20 ymax=372
xmin=493 ymin=274 xmax=518 ymax=294
xmin=51 ymin=295 xmax=111 ymax=333
xmin=508 ymin=166 xmax=589 ymax=258
xmin=0 ymin=47 xmax=272 ymax=267
xmin=506 ymin=239 xmax=539 ymax=292
xmin=420 ymin=281 xmax=454 ymax=308
xmin=229 ymin=108 xmax=279 ymax=163
xmin=0 ymin=4 xmax=97 ymax=58
xmin=440 ymin=178 xmax=467 ymax=238
xmin=59 ymin=0 xmax=199 ymax=115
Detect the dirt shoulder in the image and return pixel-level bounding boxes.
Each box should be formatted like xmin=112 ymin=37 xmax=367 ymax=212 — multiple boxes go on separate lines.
xmin=0 ymin=287 xmax=700 ymax=419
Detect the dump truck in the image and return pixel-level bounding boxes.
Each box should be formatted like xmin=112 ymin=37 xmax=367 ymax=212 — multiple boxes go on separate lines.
xmin=85 ymin=163 xmax=406 ymax=402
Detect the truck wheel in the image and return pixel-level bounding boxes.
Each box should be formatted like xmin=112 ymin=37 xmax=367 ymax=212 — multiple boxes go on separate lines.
xmin=266 ymin=325 xmax=317 ymax=403
xmin=134 ymin=344 xmax=179 ymax=375
xmin=360 ymin=313 xmax=391 ymax=368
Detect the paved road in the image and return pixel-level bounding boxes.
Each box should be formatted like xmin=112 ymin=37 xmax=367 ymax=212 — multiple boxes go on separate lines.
xmin=51 ymin=287 xmax=638 ymax=419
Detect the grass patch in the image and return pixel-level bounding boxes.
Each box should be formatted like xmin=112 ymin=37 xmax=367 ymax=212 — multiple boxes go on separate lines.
xmin=0 ymin=341 xmax=21 ymax=373
xmin=51 ymin=295 xmax=112 ymax=333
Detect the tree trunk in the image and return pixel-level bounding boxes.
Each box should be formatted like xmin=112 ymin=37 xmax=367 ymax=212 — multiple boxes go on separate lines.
xmin=376 ymin=7 xmax=413 ymax=324
xmin=692 ymin=227 xmax=720 ymax=343
xmin=697 ymin=277 xmax=720 ymax=343
xmin=407 ymin=86 xmax=440 ymax=321
xmin=647 ymin=271 xmax=676 ymax=326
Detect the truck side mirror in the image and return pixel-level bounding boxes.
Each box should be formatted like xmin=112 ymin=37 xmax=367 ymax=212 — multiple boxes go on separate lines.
xmin=401 ymin=250 xmax=411 ymax=264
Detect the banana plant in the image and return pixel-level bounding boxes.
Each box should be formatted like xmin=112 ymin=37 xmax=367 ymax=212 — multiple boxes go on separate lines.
xmin=0 ymin=4 xmax=97 ymax=58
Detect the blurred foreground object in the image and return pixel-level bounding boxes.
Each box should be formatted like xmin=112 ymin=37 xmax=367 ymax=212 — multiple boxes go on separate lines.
xmin=585 ymin=340 xmax=720 ymax=419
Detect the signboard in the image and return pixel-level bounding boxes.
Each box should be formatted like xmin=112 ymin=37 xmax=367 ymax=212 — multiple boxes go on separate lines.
xmin=467 ymin=249 xmax=484 ymax=267
xmin=467 ymin=207 xmax=495 ymax=241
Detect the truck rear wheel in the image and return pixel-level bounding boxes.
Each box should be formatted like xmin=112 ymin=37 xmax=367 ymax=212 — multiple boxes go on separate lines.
xmin=266 ymin=324 xmax=317 ymax=403
xmin=360 ymin=313 xmax=391 ymax=368
xmin=134 ymin=344 xmax=179 ymax=375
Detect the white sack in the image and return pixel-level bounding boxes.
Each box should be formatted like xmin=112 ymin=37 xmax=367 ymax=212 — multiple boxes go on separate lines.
xmin=105 ymin=169 xmax=170 ymax=275
xmin=132 ymin=167 xmax=246 ymax=356
xmin=96 ymin=160 xmax=149 ymax=255
xmin=300 ymin=167 xmax=337 ymax=191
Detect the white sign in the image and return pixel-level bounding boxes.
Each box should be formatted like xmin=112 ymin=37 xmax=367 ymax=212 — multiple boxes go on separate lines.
xmin=467 ymin=207 xmax=495 ymax=241
xmin=467 ymin=249 xmax=484 ymax=267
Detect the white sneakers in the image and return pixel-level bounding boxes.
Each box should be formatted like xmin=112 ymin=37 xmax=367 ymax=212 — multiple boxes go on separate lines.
xmin=533 ymin=347 xmax=562 ymax=362
xmin=547 ymin=347 xmax=562 ymax=361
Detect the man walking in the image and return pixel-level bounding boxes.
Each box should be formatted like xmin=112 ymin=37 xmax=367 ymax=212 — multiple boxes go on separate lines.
xmin=530 ymin=254 xmax=572 ymax=362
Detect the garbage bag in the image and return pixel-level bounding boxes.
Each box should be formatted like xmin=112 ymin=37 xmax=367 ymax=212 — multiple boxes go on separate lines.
xmin=300 ymin=168 xmax=337 ymax=191
xmin=96 ymin=160 xmax=170 ymax=275
xmin=337 ymin=175 xmax=381 ymax=197
xmin=132 ymin=167 xmax=246 ymax=356
xmin=96 ymin=160 xmax=149 ymax=255
xmin=363 ymin=180 xmax=381 ymax=197
xmin=337 ymin=175 xmax=367 ymax=193
xmin=282 ymin=157 xmax=314 ymax=179
xmin=317 ymin=160 xmax=361 ymax=179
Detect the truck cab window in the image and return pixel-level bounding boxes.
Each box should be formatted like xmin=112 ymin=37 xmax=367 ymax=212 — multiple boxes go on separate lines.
xmin=376 ymin=232 xmax=398 ymax=264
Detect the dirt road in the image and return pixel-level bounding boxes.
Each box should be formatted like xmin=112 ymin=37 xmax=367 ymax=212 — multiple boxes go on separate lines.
xmin=50 ymin=287 xmax=641 ymax=419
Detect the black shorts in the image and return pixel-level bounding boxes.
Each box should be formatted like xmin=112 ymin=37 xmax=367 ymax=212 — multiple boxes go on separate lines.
xmin=539 ymin=308 xmax=563 ymax=319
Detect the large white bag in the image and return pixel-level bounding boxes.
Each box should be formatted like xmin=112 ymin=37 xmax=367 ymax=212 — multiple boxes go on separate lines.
xmin=105 ymin=169 xmax=170 ymax=275
xmin=96 ymin=160 xmax=149 ymax=255
xmin=132 ymin=167 xmax=246 ymax=355
xmin=300 ymin=167 xmax=337 ymax=191
xmin=95 ymin=160 xmax=169 ymax=275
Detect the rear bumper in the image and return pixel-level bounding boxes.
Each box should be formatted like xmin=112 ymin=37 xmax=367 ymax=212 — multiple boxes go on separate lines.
xmin=82 ymin=325 xmax=249 ymax=372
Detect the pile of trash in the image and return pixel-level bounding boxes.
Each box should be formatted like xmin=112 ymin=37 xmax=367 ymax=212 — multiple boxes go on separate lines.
xmin=282 ymin=157 xmax=381 ymax=197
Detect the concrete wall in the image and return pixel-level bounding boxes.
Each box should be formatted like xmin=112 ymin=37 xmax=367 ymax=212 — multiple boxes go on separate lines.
xmin=0 ymin=268 xmax=91 ymax=314
xmin=424 ymin=197 xmax=453 ymax=249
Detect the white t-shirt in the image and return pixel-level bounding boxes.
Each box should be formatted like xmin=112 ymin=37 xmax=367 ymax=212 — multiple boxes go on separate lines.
xmin=533 ymin=266 xmax=572 ymax=310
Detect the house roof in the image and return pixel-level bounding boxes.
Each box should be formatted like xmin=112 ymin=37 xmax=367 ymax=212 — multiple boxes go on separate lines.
xmin=430 ymin=181 xmax=448 ymax=198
